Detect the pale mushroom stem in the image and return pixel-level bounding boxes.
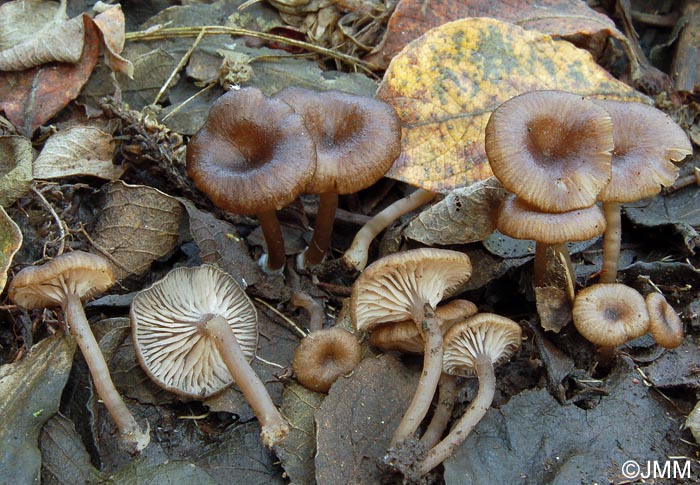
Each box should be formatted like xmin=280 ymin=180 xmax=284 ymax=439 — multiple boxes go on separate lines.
xmin=257 ymin=209 xmax=286 ymax=273
xmin=419 ymin=373 xmax=457 ymax=449
xmin=390 ymin=304 xmax=444 ymax=447
xmin=599 ymin=201 xmax=622 ymax=284
xmin=64 ymin=293 xmax=150 ymax=453
xmin=290 ymin=290 xmax=325 ymax=333
xmin=302 ymin=192 xmax=339 ymax=267
xmin=343 ymin=189 xmax=437 ymax=272
xmin=416 ymin=353 xmax=496 ymax=478
xmin=204 ymin=315 xmax=289 ymax=448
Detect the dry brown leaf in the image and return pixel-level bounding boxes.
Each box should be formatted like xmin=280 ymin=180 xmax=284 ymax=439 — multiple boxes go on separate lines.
xmin=0 ymin=0 xmax=66 ymax=51
xmin=0 ymin=206 xmax=22 ymax=293
xmin=0 ymin=135 xmax=33 ymax=207
xmin=33 ymin=126 xmax=123 ymax=181
xmin=92 ymin=3 xmax=133 ymax=78
xmin=366 ymin=0 xmax=626 ymax=68
xmin=91 ymin=181 xmax=184 ymax=280
xmin=378 ymin=17 xmax=649 ymax=193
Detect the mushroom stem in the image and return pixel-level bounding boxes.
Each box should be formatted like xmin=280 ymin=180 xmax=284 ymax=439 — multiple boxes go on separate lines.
xmin=419 ymin=373 xmax=457 ymax=449
xmin=290 ymin=290 xmax=325 ymax=333
xmin=416 ymin=353 xmax=496 ymax=477
xmin=203 ymin=315 xmax=289 ymax=448
xmin=343 ymin=189 xmax=437 ymax=272
xmin=302 ymin=192 xmax=339 ymax=267
xmin=257 ymin=209 xmax=286 ymax=273
xmin=599 ymin=201 xmax=622 ymax=284
xmin=390 ymin=304 xmax=444 ymax=447
xmin=533 ymin=242 xmax=575 ymax=301
xmin=64 ymin=293 xmax=149 ymax=453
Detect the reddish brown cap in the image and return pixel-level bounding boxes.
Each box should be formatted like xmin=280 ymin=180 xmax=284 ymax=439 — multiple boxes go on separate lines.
xmin=497 ymin=195 xmax=606 ymax=244
xmin=592 ymin=100 xmax=692 ymax=202
xmin=186 ymin=87 xmax=316 ymax=214
xmin=646 ymin=292 xmax=683 ymax=349
xmin=275 ymin=87 xmax=402 ymax=195
xmin=485 ymin=90 xmax=613 ymax=212
xmin=573 ymin=283 xmax=649 ymax=347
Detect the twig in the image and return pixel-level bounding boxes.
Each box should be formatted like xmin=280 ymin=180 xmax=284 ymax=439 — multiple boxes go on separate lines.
xmin=253 ymin=297 xmax=307 ymax=338
xmin=154 ymin=27 xmax=207 ymax=106
xmin=31 ymin=186 xmax=67 ymax=257
xmin=161 ymin=83 xmax=215 ymax=122
xmin=77 ymin=226 xmax=131 ymax=275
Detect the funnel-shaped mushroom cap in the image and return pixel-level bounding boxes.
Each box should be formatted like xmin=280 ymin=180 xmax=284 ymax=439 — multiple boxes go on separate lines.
xmin=573 ymin=283 xmax=649 ymax=347
xmin=485 ymin=90 xmax=613 ymax=213
xmin=275 ymin=87 xmax=402 ymax=195
xmin=186 ymin=87 xmax=316 ymax=214
xmin=350 ymin=248 xmax=472 ymax=332
xmin=592 ymin=100 xmax=693 ymax=203
xmin=646 ymin=292 xmax=683 ymax=349
xmin=497 ymin=195 xmax=606 ymax=244
xmin=131 ymin=265 xmax=258 ymax=398
xmin=9 ymin=251 xmax=114 ymax=309
xmin=442 ymin=313 xmax=522 ymax=377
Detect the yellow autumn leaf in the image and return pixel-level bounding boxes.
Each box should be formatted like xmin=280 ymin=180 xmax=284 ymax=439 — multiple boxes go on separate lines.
xmin=378 ymin=17 xmax=649 ymax=193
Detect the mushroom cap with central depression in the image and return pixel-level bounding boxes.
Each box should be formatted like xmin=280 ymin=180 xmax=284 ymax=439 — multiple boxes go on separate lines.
xmin=131 ymin=265 xmax=258 ymax=398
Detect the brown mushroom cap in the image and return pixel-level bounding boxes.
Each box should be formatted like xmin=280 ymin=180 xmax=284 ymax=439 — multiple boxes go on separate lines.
xmin=292 ymin=327 xmax=362 ymax=393
xmin=275 ymin=87 xmax=402 ymax=195
xmin=350 ymin=248 xmax=473 ymax=333
xmin=442 ymin=313 xmax=522 ymax=377
xmin=592 ymin=100 xmax=692 ymax=202
xmin=9 ymin=250 xmax=114 ymax=308
xmin=485 ymin=90 xmax=613 ymax=213
xmin=573 ymin=283 xmax=650 ymax=347
xmin=131 ymin=265 xmax=258 ymax=398
xmin=186 ymin=86 xmax=316 ymax=215
xmin=369 ymin=299 xmax=478 ymax=353
xmin=646 ymin=292 xmax=683 ymax=349
xmin=497 ymin=195 xmax=606 ymax=244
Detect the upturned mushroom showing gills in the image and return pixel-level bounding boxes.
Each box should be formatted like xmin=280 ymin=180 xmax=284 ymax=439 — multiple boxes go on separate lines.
xmin=8 ymin=251 xmax=150 ymax=453
xmin=274 ymin=87 xmax=402 ymax=269
xmin=589 ymin=100 xmax=692 ymax=283
xmin=186 ymin=87 xmax=317 ymax=274
xmin=412 ymin=313 xmax=522 ymax=479
xmin=646 ymin=292 xmax=684 ymax=349
xmin=130 ymin=265 xmax=289 ymax=448
xmin=350 ymin=248 xmax=472 ymax=448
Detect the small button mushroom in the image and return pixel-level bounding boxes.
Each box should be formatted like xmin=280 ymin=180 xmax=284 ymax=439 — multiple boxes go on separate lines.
xmin=590 ymin=100 xmax=692 ymax=283
xmin=130 ymin=264 xmax=289 ymax=448
xmin=350 ymin=248 xmax=472 ymax=448
xmin=274 ymin=87 xmax=402 ymax=269
xmin=646 ymin=292 xmax=684 ymax=349
xmin=573 ymin=283 xmax=650 ymax=365
xmin=186 ymin=87 xmax=317 ymax=273
xmin=8 ymin=251 xmax=150 ymax=453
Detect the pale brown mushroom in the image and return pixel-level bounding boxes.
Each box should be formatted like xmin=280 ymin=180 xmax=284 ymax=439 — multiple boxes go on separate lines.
xmin=8 ymin=251 xmax=150 ymax=453
xmin=130 ymin=264 xmax=289 ymax=448
xmin=646 ymin=292 xmax=683 ymax=349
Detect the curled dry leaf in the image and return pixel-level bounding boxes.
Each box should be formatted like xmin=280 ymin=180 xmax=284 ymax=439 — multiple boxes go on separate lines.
xmin=366 ymin=0 xmax=626 ymax=68
xmin=378 ymin=17 xmax=648 ymax=193
xmin=0 ymin=206 xmax=22 ymax=294
xmin=0 ymin=135 xmax=33 ymax=207
xmin=33 ymin=126 xmax=123 ymax=181
xmin=91 ymin=181 xmax=184 ymax=280
xmin=92 ymin=4 xmax=133 ymax=78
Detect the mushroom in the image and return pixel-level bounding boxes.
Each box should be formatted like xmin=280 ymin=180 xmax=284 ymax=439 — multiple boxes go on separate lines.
xmin=589 ymin=100 xmax=692 ymax=283
xmin=130 ymin=264 xmax=289 ymax=448
xmin=572 ymin=283 xmax=650 ymax=364
xmin=412 ymin=313 xmax=522 ymax=479
xmin=291 ymin=326 xmax=362 ymax=393
xmin=646 ymin=292 xmax=683 ymax=349
xmin=274 ymin=87 xmax=402 ymax=269
xmin=186 ymin=86 xmax=317 ymax=273
xmin=8 ymin=251 xmax=150 ymax=453
xmin=350 ymin=248 xmax=472 ymax=447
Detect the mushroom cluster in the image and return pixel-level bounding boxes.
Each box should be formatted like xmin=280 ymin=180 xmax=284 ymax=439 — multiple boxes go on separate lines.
xmin=186 ymin=86 xmax=401 ymax=274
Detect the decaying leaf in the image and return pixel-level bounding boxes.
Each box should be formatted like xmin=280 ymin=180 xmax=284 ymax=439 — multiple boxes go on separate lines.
xmin=40 ymin=414 xmax=103 ymax=485
xmin=33 ymin=126 xmax=123 ymax=181
xmin=315 ymin=354 xmax=418 ymax=484
xmin=404 ymin=177 xmax=507 ymax=246
xmin=0 ymin=206 xmax=22 ymax=294
xmin=110 ymin=459 xmax=218 ymax=485
xmin=92 ymin=3 xmax=133 ymax=78
xmin=91 ymin=181 xmax=184 ymax=280
xmin=366 ymin=0 xmax=626 ymax=68
xmin=0 ymin=135 xmax=33 ymax=207
xmin=277 ymin=382 xmax=324 ymax=485
xmin=535 ymin=286 xmax=572 ymax=333
xmin=0 ymin=0 xmax=65 ymax=50
xmin=378 ymin=17 xmax=648 ymax=193
xmin=0 ymin=334 xmax=77 ymax=485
